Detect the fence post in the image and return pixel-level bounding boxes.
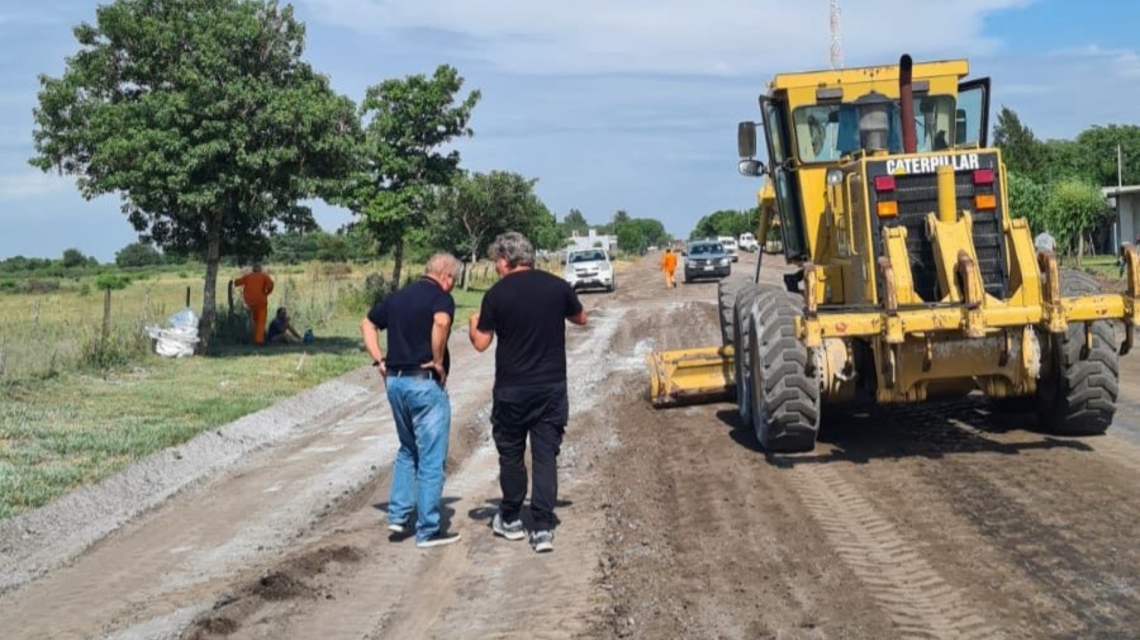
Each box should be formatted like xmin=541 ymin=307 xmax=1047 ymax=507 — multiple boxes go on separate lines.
xmin=185 ymin=286 xmax=190 ymax=307
xmin=227 ymin=280 xmax=234 ymax=310
xmin=102 ymin=288 xmax=112 ymax=344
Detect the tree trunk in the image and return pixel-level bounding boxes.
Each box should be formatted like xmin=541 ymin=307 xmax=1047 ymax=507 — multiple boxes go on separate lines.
xmin=198 ymin=213 xmax=222 ymax=353
xmin=466 ymin=242 xmax=478 ymax=291
xmin=391 ymin=236 xmax=404 ymax=289
xmin=1077 ymin=233 xmax=1085 ymax=268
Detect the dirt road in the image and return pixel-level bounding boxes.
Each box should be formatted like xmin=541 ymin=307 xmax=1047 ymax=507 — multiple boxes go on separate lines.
xmin=3 ymin=252 xmax=1140 ymax=639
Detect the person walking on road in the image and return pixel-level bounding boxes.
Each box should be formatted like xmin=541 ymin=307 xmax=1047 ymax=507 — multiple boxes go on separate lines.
xmin=361 ymin=253 xmax=464 ymax=549
xmin=468 ymin=231 xmax=588 ymax=553
xmin=232 ymin=263 xmax=274 ymax=345
xmin=660 ymin=247 xmax=678 ymax=289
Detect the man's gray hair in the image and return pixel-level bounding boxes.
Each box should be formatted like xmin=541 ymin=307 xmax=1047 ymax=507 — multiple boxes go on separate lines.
xmin=488 ymin=231 xmax=535 ymax=268
xmin=252 ymin=263 xmax=263 ymax=272
xmin=425 ymin=252 xmax=462 ymax=280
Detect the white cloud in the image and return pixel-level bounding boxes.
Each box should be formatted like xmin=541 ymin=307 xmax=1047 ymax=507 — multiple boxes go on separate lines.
xmin=1048 ymin=44 xmax=1140 ymax=79
xmin=299 ymin=0 xmax=1036 ymax=75
xmin=0 ymin=171 xmax=68 ymax=199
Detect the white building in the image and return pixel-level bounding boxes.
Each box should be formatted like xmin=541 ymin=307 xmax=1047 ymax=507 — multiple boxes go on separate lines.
xmin=1105 ymin=185 xmax=1140 ymax=247
xmin=566 ymin=228 xmax=617 ymax=253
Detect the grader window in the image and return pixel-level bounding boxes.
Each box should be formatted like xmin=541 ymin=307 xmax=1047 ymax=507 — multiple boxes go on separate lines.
xmin=792 ymin=95 xmax=956 ymax=162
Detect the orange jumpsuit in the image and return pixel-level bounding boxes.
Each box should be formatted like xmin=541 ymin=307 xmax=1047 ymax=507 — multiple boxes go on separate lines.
xmin=660 ymin=252 xmax=678 ymax=288
xmin=233 ymin=271 xmax=274 ymax=344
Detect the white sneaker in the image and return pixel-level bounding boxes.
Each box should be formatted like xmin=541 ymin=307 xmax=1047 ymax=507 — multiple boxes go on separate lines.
xmin=492 ymin=513 xmax=527 ymax=541
xmin=416 ymin=531 xmax=462 ymax=549
xmin=530 ymin=530 xmax=554 ymax=553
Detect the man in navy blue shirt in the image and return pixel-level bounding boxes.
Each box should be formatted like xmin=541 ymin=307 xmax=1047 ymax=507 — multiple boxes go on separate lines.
xmin=361 ymin=253 xmax=463 ymax=549
xmin=469 ymin=232 xmax=587 ymax=553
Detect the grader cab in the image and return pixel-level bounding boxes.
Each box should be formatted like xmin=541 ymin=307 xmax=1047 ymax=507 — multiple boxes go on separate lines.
xmin=647 ymin=54 xmax=1140 ymax=453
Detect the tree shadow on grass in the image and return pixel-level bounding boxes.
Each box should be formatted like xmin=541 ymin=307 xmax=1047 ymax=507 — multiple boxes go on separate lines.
xmin=204 ymin=336 xmax=364 ymax=359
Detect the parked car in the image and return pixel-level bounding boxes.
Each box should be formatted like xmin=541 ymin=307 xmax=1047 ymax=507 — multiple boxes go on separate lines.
xmin=563 ymin=248 xmax=615 ymax=292
xmin=717 ymin=236 xmax=739 ymax=262
xmin=684 ymin=241 xmax=731 ymax=282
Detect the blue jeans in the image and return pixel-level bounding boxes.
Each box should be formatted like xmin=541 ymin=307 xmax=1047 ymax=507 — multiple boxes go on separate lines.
xmin=385 ymin=376 xmax=451 ymax=541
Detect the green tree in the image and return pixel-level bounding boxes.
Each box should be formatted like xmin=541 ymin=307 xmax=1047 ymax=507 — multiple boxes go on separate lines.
xmin=616 ymin=218 xmax=668 ymax=254
xmin=992 ymin=107 xmax=1043 ymax=179
xmin=432 ymin=170 xmax=560 ymax=281
xmin=338 ymin=65 xmax=480 ymax=286
xmin=612 ymin=209 xmax=630 ymax=227
xmin=561 ymin=208 xmax=590 ymax=238
xmin=61 ymin=248 xmax=87 ymax=268
xmin=690 ymin=209 xmax=754 ymax=239
xmin=115 ymin=241 xmax=162 ymax=267
xmin=30 ymin=0 xmax=358 ymax=349
xmin=1005 ymin=172 xmax=1050 ymax=235
xmin=1046 ymin=178 xmax=1112 ymax=265
xmin=1075 ymin=124 xmax=1140 ymax=187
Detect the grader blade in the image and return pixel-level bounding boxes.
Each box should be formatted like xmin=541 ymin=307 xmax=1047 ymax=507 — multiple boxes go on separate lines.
xmin=647 ymin=345 xmax=735 ymax=408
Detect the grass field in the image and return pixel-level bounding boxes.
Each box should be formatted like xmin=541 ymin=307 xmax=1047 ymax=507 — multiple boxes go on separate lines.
xmin=0 ymin=257 xmax=535 ymax=520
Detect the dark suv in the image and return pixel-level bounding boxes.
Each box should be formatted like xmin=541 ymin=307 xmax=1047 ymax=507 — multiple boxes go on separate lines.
xmin=683 ymin=240 xmax=731 ymax=283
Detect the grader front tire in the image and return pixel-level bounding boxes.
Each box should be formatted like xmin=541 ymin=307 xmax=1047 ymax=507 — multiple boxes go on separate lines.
xmin=747 ymin=290 xmax=820 ymax=453
xmin=1037 ymin=269 xmax=1120 ymax=436
xmin=732 ymin=284 xmax=782 ymax=426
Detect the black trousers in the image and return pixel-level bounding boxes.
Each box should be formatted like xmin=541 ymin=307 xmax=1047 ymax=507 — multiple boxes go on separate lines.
xmin=491 ymin=382 xmax=568 ymax=531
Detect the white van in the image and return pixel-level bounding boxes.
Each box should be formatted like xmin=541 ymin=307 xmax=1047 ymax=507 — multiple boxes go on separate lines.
xmin=738 ymin=232 xmax=759 ymax=252
xmin=717 ymin=236 xmax=739 ymax=262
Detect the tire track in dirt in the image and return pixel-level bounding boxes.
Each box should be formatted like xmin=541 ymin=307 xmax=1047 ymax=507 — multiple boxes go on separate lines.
xmin=920 ymin=416 xmax=1140 ymax=639
xmin=789 ymin=464 xmax=1001 ymax=640
xmin=810 ymin=396 xmax=1140 ymax=639
xmin=594 ymin=283 xmax=897 ymax=640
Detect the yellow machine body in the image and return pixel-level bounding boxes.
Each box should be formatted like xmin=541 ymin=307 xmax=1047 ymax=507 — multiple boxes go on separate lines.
xmin=648 ymin=55 xmax=1140 ymax=435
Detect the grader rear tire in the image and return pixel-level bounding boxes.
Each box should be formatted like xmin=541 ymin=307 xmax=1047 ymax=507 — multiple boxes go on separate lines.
xmin=733 ymin=284 xmax=782 ymax=426
xmin=1037 ymin=269 xmax=1120 ymax=436
xmin=747 ymin=289 xmax=820 ymax=452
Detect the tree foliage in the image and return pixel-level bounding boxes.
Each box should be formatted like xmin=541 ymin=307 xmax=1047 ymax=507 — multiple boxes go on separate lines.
xmin=615 ymin=218 xmax=669 ymax=254
xmin=336 ymin=65 xmax=480 ymax=286
xmin=61 ymin=248 xmax=90 ymax=268
xmin=690 ymin=209 xmax=758 ymax=240
xmin=1006 ymin=171 xmax=1050 ymax=234
xmin=30 ymin=0 xmax=358 ymax=348
xmin=1045 ymin=178 xmax=1112 ymax=264
xmin=561 ymin=208 xmax=590 ymax=237
xmin=994 ymin=108 xmax=1140 ymax=187
xmin=992 ymin=107 xmax=1041 ymax=177
xmin=115 ymin=241 xmax=162 ymax=268
xmin=430 ymin=170 xmax=561 ymax=282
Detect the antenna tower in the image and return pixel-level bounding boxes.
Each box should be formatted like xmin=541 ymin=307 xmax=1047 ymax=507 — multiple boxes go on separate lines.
xmin=830 ymin=0 xmax=843 ymax=69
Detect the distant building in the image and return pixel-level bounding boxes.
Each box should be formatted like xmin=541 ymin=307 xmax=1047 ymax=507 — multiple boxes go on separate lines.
xmin=1106 ymin=186 xmax=1140 ymax=248
xmin=566 ymin=228 xmax=617 ymax=253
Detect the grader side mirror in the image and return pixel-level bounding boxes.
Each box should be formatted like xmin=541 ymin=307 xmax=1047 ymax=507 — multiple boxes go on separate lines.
xmin=737 ymin=121 xmax=758 ymax=158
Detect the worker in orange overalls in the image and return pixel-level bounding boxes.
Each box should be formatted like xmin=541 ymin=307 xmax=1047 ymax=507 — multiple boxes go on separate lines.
xmin=659 ymin=248 xmax=678 ymax=289
xmin=233 ymin=263 xmax=275 ymax=345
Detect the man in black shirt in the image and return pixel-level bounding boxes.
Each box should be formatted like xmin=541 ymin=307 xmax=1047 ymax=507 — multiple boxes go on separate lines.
xmin=361 ymin=253 xmax=463 ymax=549
xmin=469 ymin=232 xmax=587 ymax=553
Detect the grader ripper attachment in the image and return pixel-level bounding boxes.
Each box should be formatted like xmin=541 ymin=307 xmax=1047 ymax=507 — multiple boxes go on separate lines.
xmin=648 ymin=54 xmax=1140 ymax=453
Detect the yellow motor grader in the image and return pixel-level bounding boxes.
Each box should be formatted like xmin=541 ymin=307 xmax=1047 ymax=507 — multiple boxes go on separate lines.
xmin=648 ymin=54 xmax=1140 ymax=453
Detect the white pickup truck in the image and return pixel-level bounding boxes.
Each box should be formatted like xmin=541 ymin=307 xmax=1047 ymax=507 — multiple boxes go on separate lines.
xmin=563 ymin=248 xmax=616 ymax=292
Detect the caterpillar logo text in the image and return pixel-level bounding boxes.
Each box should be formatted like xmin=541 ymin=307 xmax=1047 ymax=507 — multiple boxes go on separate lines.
xmin=886 ymin=153 xmax=980 ymax=175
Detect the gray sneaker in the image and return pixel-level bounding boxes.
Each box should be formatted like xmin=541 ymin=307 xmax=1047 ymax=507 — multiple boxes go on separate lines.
xmin=492 ymin=513 xmax=526 ymax=541
xmin=530 ymin=530 xmax=554 ymax=553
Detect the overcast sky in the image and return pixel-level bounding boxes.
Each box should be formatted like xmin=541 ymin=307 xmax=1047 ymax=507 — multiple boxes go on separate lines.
xmin=2 ymin=0 xmax=1138 ymax=261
